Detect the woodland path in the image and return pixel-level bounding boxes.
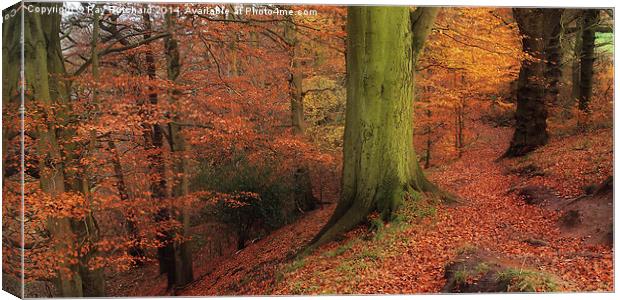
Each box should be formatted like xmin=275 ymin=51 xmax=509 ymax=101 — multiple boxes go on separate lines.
xmin=180 ymin=121 xmax=613 ymax=295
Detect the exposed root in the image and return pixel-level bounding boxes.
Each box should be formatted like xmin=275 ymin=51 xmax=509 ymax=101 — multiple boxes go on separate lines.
xmin=304 ymin=204 xmax=370 ymax=254
xmin=412 ymin=168 xmax=461 ymax=204
xmin=306 ymin=175 xmax=459 ymax=253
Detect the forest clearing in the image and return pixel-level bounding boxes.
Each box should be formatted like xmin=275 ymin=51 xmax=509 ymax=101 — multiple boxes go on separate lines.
xmin=1 ymin=2 xmax=614 ymax=297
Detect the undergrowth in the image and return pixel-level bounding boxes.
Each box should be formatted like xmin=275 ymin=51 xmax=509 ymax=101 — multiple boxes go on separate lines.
xmin=277 ymin=192 xmax=438 ymax=294
xmin=497 ymin=268 xmax=561 ymax=292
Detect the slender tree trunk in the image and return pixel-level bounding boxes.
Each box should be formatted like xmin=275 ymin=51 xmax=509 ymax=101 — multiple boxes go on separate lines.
xmin=108 ymin=139 xmax=144 ymax=262
xmin=571 ymin=15 xmax=583 ymax=105
xmin=578 ymin=9 xmax=598 ymax=112
xmin=24 ymin=4 xmax=83 ymax=296
xmin=77 ymin=8 xmax=105 ymax=296
xmin=249 ymin=31 xmax=263 ymax=87
xmin=310 ymin=7 xmax=449 ymax=249
xmin=229 ymin=33 xmax=239 ymax=77
xmin=284 ymin=14 xmax=318 ymax=213
xmin=140 ymin=11 xmax=176 ymax=289
xmin=98 ymin=9 xmax=146 ymax=263
xmin=459 ymin=103 xmax=465 ymax=158
xmin=454 ymin=102 xmax=465 ymax=158
xmin=424 ymin=109 xmax=432 ymax=169
xmin=165 ymin=12 xmax=194 ymax=288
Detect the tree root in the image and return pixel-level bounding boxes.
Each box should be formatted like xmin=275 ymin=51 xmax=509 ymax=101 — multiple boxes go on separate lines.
xmin=305 ymin=176 xmax=459 ymax=254
xmin=303 ymin=204 xmax=370 ymax=255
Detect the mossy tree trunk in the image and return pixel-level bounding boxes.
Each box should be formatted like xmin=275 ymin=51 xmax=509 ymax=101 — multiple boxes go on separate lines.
xmin=24 ymin=4 xmax=83 ymax=296
xmin=310 ymin=7 xmax=446 ymax=248
xmin=2 ymin=4 xmax=21 ymax=180
xmin=578 ymin=9 xmax=599 ymax=112
xmin=25 ymin=3 xmax=107 ymax=295
xmin=503 ymin=9 xmax=562 ymax=157
xmin=1 ymin=7 xmax=23 ymax=297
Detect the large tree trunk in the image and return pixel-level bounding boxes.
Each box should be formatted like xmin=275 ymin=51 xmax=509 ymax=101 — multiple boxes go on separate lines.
xmin=503 ymin=9 xmax=555 ymax=157
xmin=2 ymin=3 xmax=21 ymax=181
xmin=543 ymin=9 xmax=564 ymax=106
xmin=165 ymin=12 xmax=194 ymax=288
xmin=1 ymin=6 xmax=23 ymax=297
xmin=578 ymin=9 xmax=599 ymax=112
xmin=24 ymin=4 xmax=83 ymax=296
xmin=310 ymin=7 xmax=445 ymax=249
xmin=284 ymin=14 xmax=318 ymax=213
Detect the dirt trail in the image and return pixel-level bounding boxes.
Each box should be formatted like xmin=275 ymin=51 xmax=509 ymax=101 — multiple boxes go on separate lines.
xmin=180 ymin=122 xmax=613 ymax=295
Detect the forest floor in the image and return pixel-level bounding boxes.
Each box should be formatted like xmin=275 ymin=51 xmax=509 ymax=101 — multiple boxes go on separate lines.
xmin=173 ymin=118 xmax=613 ymax=295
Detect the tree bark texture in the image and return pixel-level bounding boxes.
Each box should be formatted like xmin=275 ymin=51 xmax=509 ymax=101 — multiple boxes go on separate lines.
xmin=310 ymin=7 xmax=444 ymax=249
xmin=503 ymin=9 xmax=563 ymax=157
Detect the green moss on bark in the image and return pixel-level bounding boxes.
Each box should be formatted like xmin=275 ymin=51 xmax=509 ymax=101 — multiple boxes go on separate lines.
xmin=310 ymin=7 xmax=450 ymax=250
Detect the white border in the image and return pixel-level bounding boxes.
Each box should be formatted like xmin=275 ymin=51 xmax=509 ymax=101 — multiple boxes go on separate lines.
xmin=0 ymin=1 xmax=617 ymax=300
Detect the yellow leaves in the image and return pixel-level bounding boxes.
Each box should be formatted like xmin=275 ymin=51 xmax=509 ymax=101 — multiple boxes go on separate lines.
xmin=419 ymin=8 xmax=522 ymax=103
